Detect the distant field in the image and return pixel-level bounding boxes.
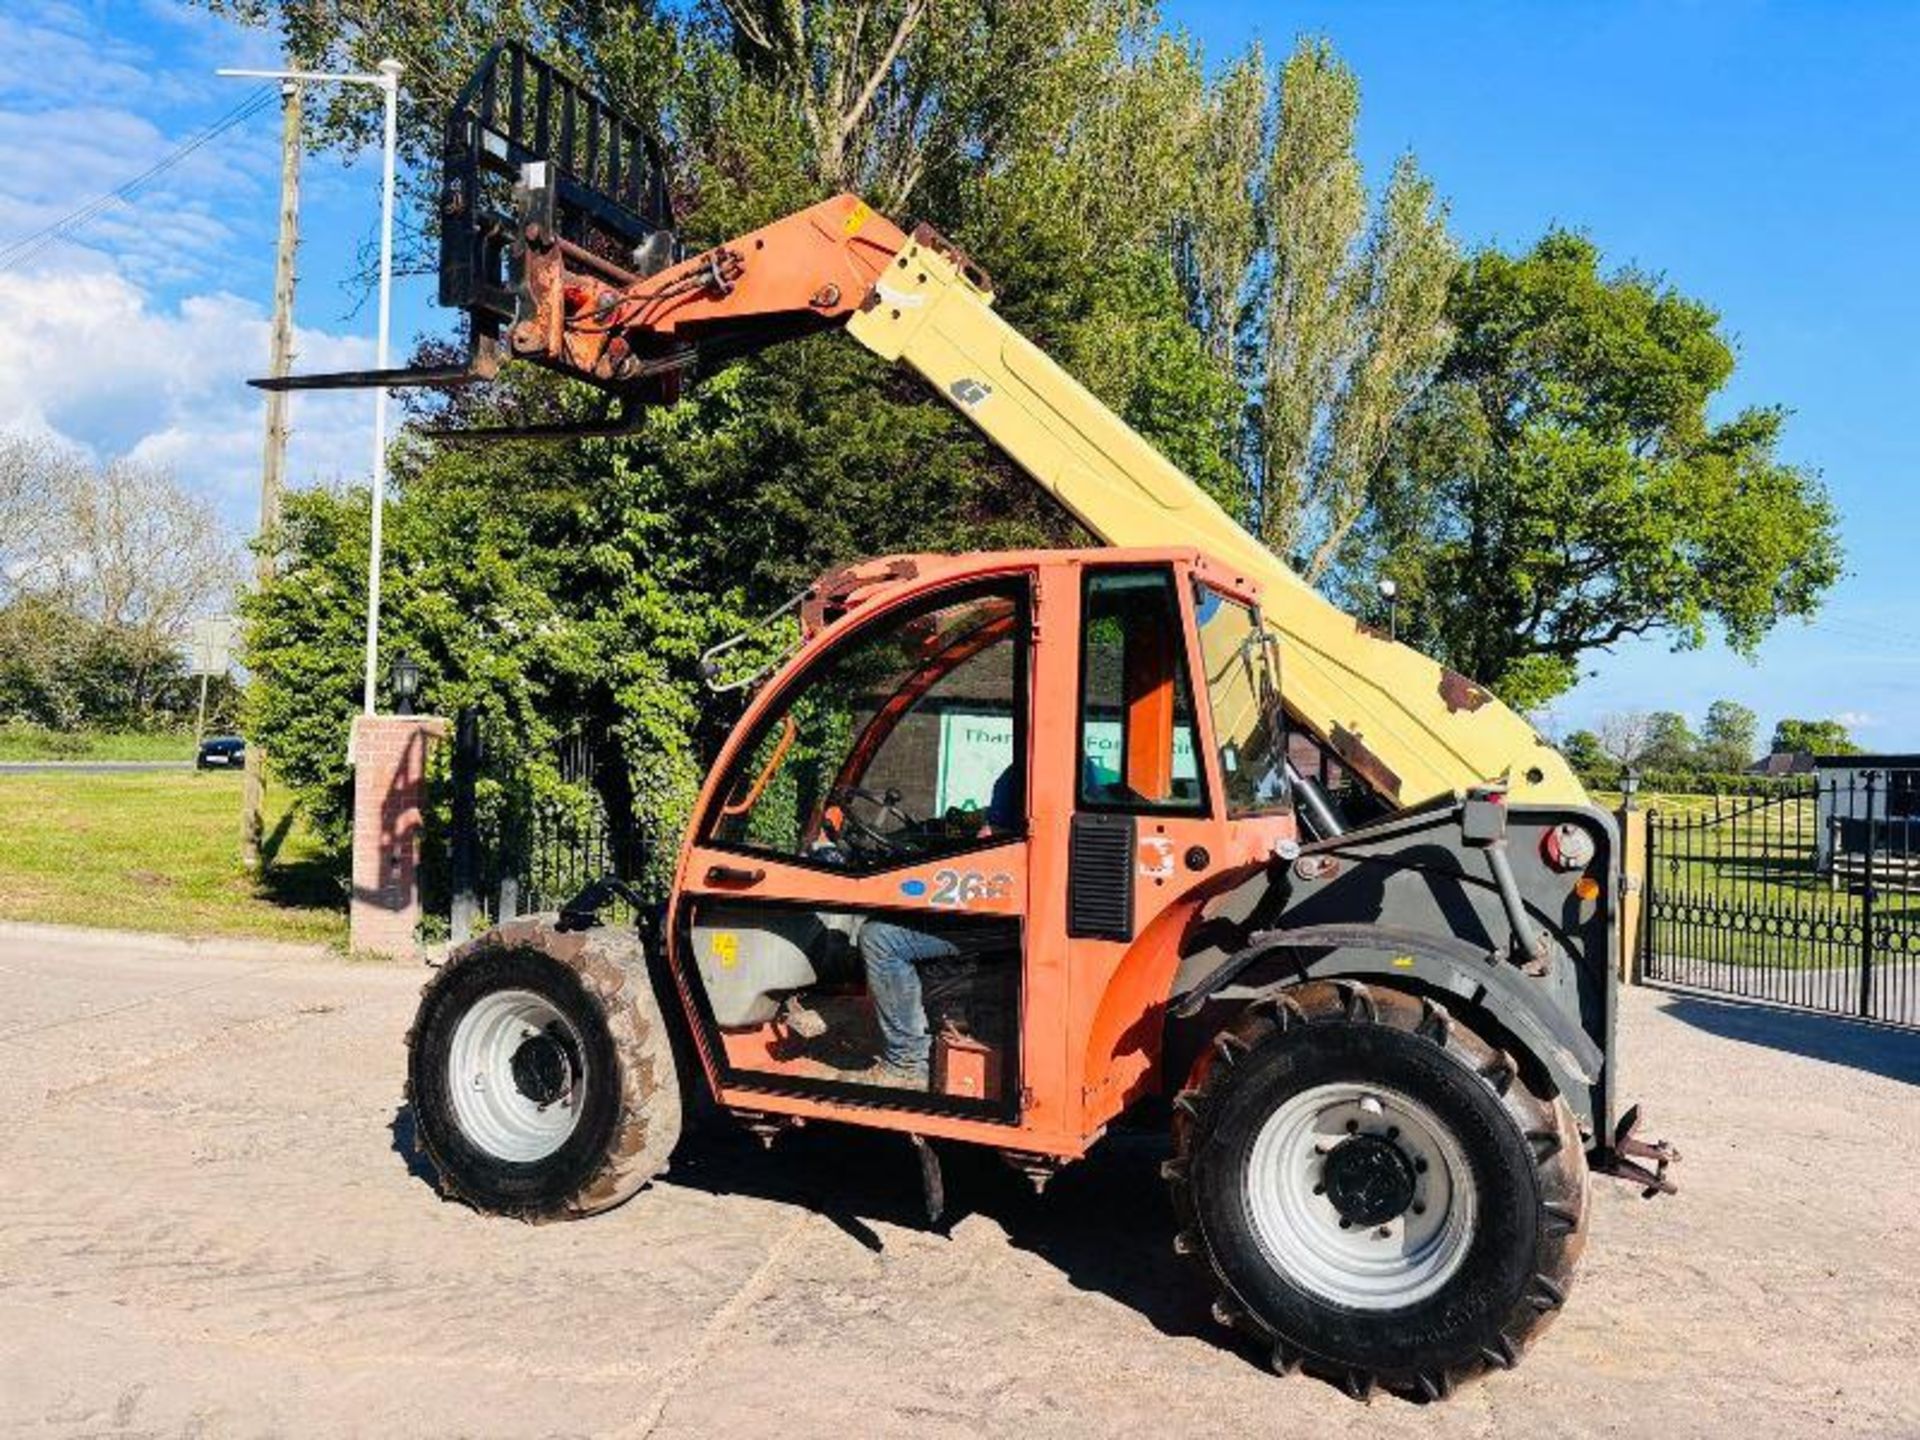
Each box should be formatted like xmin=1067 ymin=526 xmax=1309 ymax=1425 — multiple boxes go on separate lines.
xmin=0 ymin=725 xmax=198 ymax=762
xmin=0 ymin=770 xmax=345 ymax=945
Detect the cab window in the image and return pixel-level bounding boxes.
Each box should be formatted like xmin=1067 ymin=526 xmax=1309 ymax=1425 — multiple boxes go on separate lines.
xmin=1078 ymin=569 xmax=1204 ymax=812
xmin=1193 ymin=582 xmax=1287 ymax=817
xmin=706 ymin=585 xmax=1027 ymax=869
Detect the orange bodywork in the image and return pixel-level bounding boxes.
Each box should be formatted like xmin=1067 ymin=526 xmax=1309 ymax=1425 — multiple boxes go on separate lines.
xmin=666 ymin=548 xmax=1295 ymax=1163
xmin=508 ymin=193 xmax=1305 ymax=1164
xmin=516 ymin=194 xmax=913 ymax=389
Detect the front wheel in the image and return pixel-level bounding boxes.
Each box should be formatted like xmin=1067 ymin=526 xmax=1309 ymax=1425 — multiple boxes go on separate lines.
xmin=1168 ymin=981 xmax=1587 ymax=1400
xmin=405 ymin=916 xmax=682 ymax=1221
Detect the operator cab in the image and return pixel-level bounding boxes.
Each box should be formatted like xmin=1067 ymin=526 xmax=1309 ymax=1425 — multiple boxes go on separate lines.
xmin=670 ymin=549 xmax=1321 ymax=1125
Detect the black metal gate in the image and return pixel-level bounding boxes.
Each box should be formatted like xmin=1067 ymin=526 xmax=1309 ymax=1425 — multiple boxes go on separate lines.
xmin=1641 ymin=769 xmax=1920 ymax=1027
xmin=442 ymin=713 xmax=668 ymax=941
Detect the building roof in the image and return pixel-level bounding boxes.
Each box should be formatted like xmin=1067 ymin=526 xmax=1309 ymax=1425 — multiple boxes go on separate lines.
xmin=1812 ymin=753 xmax=1920 ymax=769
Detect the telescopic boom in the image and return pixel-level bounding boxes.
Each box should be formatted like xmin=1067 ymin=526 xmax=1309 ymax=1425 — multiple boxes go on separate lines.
xmin=259 ymin=43 xmax=1580 ymax=809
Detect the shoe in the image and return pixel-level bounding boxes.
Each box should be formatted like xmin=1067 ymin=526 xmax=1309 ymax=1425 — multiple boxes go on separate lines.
xmin=864 ymin=1060 xmax=930 ymax=1091
xmin=779 ymin=995 xmax=828 ymax=1039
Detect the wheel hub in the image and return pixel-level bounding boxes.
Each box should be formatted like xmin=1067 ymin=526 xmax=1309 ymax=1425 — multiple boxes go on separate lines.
xmin=446 ymin=988 xmax=589 ymax=1164
xmin=1321 ymin=1133 xmax=1417 ymax=1227
xmin=510 ymin=1029 xmax=578 ymax=1107
xmin=1245 ymin=1081 xmax=1478 ymax=1310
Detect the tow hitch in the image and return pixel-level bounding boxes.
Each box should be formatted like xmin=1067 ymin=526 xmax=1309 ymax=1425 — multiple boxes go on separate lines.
xmin=1595 ymin=1103 xmax=1680 ymax=1197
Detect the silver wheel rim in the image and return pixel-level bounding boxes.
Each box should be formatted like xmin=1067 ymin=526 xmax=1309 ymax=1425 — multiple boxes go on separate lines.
xmin=446 ymin=988 xmax=587 ymax=1163
xmin=1246 ymin=1081 xmax=1477 ymax=1311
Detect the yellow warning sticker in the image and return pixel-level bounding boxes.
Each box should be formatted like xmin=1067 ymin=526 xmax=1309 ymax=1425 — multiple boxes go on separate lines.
xmin=713 ymin=931 xmax=739 ymax=969
xmin=843 ymin=201 xmax=871 ymax=236
xmin=1391 ymin=954 xmax=1415 ymax=969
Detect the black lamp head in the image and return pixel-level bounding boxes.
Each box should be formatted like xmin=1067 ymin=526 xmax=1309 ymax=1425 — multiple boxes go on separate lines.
xmin=391 ymin=651 xmax=420 ymax=715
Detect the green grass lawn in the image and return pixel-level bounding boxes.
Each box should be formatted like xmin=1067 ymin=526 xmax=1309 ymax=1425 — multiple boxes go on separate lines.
xmin=0 ymin=770 xmax=346 ymax=945
xmin=0 ymin=724 xmax=200 ymax=762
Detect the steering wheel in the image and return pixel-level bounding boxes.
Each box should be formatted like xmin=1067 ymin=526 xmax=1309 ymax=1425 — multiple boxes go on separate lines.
xmin=830 ymin=785 xmax=922 ymax=857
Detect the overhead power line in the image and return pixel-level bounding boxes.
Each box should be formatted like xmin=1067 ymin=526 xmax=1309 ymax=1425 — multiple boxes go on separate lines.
xmin=0 ymin=85 xmax=277 ymax=274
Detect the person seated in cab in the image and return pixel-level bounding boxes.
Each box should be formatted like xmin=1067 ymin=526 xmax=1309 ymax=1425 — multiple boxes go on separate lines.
xmin=859 ymin=763 xmax=1018 ymax=1088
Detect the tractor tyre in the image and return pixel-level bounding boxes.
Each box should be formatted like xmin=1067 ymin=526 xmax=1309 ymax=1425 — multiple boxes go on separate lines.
xmin=405 ymin=915 xmax=683 ymax=1222
xmin=1167 ymin=979 xmax=1587 ymax=1401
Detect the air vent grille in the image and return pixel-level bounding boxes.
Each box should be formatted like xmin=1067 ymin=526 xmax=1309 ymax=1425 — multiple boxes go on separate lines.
xmin=1069 ymin=813 xmax=1135 ymax=940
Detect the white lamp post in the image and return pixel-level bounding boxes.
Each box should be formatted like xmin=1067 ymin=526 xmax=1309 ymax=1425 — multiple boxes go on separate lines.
xmin=220 ymin=58 xmax=404 ymax=721
xmin=1377 ymin=576 xmax=1399 ymax=642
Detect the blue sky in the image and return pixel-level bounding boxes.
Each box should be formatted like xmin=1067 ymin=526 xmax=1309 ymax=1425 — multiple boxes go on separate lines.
xmin=1163 ymin=0 xmax=1920 ymax=750
xmin=3 ymin=1 xmax=1916 ymax=751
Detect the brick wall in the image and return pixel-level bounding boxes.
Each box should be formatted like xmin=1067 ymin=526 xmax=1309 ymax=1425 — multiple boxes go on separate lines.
xmin=350 ymin=715 xmax=449 ymax=959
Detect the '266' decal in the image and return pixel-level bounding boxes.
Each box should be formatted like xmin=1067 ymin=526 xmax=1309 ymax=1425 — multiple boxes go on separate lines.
xmin=901 ymin=869 xmax=1013 ymax=907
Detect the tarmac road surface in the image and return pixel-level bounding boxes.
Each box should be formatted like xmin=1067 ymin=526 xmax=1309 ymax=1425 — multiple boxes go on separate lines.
xmin=1 ymin=922 xmax=1916 ymax=1439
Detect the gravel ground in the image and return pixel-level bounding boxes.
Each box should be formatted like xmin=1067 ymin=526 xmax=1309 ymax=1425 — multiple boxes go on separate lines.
xmin=1 ymin=922 xmax=1917 ymax=1439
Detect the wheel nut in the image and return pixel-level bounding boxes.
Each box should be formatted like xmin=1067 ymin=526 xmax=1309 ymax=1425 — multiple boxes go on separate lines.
xmin=1414 ymin=1158 xmax=1428 ymax=1173
xmin=1375 ymin=1226 xmax=1392 ymax=1238
xmin=1345 ymin=1119 xmax=1359 ymax=1134
xmin=1412 ymin=1202 xmax=1426 ymax=1215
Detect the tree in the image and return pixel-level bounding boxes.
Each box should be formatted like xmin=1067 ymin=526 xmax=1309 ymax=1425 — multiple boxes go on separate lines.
xmin=0 ymin=432 xmax=239 ymax=728
xmin=1771 ymin=717 xmax=1859 ymax=758
xmin=1640 ymin=711 xmax=1698 ymax=772
xmin=1596 ymin=711 xmax=1652 ymax=769
xmin=1358 ymin=231 xmax=1842 ymax=709
xmin=0 ymin=431 xmax=74 ymax=604
xmin=209 ymin=4 xmax=1420 ymax=851
xmin=1559 ymin=728 xmax=1607 ymax=774
xmin=45 ymin=455 xmax=240 ymax=641
xmin=1699 ymin=699 xmax=1759 ymax=772
xmin=1234 ymin=42 xmax=1456 ymax=578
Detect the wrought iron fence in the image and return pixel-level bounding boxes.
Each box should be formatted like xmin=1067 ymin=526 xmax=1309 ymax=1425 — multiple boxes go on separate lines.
xmin=440 ymin=711 xmax=669 ymax=941
xmin=1642 ymin=768 xmax=1920 ymax=1028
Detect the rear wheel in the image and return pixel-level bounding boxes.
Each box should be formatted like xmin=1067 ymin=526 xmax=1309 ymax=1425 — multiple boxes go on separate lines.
xmin=1168 ymin=980 xmax=1587 ymax=1400
xmin=405 ymin=917 xmax=682 ymax=1221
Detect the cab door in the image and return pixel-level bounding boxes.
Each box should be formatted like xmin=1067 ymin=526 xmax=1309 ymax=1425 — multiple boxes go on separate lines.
xmin=1058 ymin=561 xmax=1299 ymax=1131
xmin=1066 ymin=566 xmax=1221 ymax=936
xmin=672 ymin=578 xmax=1033 ymax=1121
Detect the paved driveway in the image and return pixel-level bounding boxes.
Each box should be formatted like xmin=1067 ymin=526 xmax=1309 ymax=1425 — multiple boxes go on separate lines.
xmin=1 ymin=924 xmax=1916 ymax=1438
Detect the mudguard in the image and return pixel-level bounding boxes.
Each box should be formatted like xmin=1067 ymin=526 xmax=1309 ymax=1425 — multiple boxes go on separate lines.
xmin=1168 ymin=795 xmax=1620 ymax=1141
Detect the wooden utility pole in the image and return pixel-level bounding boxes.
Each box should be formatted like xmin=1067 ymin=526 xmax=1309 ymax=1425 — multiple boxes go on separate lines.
xmin=243 ymin=80 xmax=301 ymax=870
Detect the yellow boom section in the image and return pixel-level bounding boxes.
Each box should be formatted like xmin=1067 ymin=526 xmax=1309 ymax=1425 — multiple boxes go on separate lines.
xmin=849 ymin=234 xmax=1583 ymax=808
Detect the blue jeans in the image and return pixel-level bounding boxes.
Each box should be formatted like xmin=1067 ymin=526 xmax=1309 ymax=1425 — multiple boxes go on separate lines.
xmin=859 ymin=920 xmax=960 ymax=1073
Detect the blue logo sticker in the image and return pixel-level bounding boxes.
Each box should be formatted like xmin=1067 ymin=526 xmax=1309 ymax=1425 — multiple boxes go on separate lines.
xmin=900 ymin=878 xmax=927 ymax=897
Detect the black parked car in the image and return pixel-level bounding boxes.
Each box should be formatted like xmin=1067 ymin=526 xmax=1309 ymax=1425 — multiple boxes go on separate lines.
xmin=196 ymin=735 xmax=246 ymax=770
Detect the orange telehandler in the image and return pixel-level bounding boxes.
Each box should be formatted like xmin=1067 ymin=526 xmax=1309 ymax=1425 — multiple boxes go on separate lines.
xmin=267 ymin=44 xmax=1674 ymax=1399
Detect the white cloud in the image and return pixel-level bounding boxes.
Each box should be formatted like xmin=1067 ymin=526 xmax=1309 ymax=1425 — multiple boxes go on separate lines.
xmin=0 ymin=3 xmax=279 ymax=112
xmin=0 ymin=263 xmax=378 ymax=530
xmin=0 ymin=100 xmax=281 ymax=290
xmin=0 ymin=3 xmax=426 ymax=543
xmin=0 ymin=5 xmax=166 ymax=110
xmin=1833 ymin=710 xmax=1879 ymax=729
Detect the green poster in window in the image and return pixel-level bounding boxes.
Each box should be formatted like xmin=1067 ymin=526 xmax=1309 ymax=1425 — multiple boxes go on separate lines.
xmin=936 ymin=711 xmax=1016 ymax=814
xmin=1079 ymin=720 xmax=1199 ymax=794
xmin=936 ymin=709 xmax=1198 ymax=813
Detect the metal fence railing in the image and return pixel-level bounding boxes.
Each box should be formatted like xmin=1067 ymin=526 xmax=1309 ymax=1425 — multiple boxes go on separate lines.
xmin=1642 ymin=769 xmax=1920 ymax=1028
xmin=439 ymin=711 xmax=668 ymax=942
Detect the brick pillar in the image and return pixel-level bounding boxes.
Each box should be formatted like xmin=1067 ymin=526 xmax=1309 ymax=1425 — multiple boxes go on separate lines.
xmin=350 ymin=714 xmax=450 ymax=959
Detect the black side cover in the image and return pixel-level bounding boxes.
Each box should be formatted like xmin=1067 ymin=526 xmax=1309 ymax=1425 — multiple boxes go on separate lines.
xmin=1069 ymin=813 xmax=1135 ymax=940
